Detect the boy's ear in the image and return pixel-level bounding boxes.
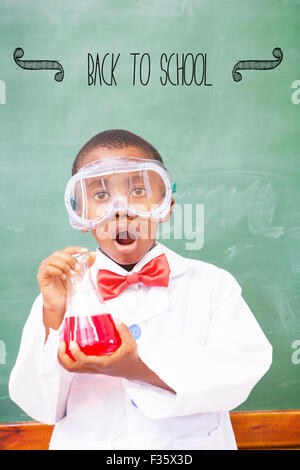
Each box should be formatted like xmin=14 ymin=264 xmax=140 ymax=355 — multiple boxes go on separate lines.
xmin=160 ymin=197 xmax=175 ymax=223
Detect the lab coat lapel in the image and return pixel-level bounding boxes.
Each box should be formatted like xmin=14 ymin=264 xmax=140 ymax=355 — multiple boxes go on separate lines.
xmin=92 ymin=243 xmax=190 ymax=323
xmin=133 ymin=243 xmax=191 ymax=322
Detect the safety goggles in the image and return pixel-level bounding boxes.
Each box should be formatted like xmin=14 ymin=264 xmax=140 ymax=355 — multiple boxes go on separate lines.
xmin=65 ymin=157 xmax=175 ymax=230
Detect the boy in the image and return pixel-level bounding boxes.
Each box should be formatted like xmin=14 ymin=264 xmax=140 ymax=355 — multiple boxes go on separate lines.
xmin=9 ymin=129 xmax=272 ymax=450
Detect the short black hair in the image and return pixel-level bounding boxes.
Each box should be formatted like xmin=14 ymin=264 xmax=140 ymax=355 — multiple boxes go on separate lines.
xmin=72 ymin=129 xmax=163 ymax=175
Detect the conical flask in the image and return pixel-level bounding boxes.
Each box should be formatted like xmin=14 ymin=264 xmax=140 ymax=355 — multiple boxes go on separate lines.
xmin=61 ymin=252 xmax=122 ymax=361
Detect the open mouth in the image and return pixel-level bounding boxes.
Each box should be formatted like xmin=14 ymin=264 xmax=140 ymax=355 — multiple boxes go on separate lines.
xmin=115 ymin=230 xmax=137 ymax=245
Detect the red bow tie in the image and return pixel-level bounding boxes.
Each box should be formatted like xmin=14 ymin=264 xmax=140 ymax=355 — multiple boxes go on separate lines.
xmin=97 ymin=254 xmax=170 ymax=300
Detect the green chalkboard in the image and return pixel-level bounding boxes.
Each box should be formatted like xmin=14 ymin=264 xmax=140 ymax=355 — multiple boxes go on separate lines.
xmin=0 ymin=0 xmax=300 ymax=423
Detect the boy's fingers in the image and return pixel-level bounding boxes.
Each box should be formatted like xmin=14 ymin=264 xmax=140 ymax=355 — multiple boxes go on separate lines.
xmin=39 ymin=262 xmax=74 ymax=285
xmin=40 ymin=247 xmax=92 ymax=279
xmin=69 ymin=342 xmax=109 ymax=368
xmin=58 ymin=341 xmax=84 ymax=370
xmin=58 ymin=342 xmax=75 ymax=369
xmin=58 ymin=341 xmax=66 ymax=354
xmin=41 ymin=251 xmax=91 ymax=277
xmin=69 ymin=341 xmax=86 ymax=363
xmin=38 ymin=265 xmax=65 ymax=281
xmin=59 ymin=247 xmax=96 ymax=271
xmin=88 ymin=252 xmax=97 ymax=267
xmin=58 ymin=341 xmax=106 ymax=371
xmin=51 ymin=251 xmax=80 ymax=269
xmin=43 ymin=256 xmax=76 ymax=275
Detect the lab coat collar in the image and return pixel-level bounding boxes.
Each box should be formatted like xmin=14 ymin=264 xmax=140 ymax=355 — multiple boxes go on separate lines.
xmin=92 ymin=242 xmax=191 ymax=322
xmin=94 ymin=242 xmax=190 ymax=279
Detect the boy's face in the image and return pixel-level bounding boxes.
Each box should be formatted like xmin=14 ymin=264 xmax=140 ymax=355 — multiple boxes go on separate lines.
xmin=77 ymin=145 xmax=174 ymax=268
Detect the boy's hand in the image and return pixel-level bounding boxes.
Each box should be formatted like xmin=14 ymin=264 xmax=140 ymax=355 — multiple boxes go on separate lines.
xmin=58 ymin=320 xmax=139 ymax=377
xmin=58 ymin=320 xmax=175 ymax=393
xmin=37 ymin=246 xmax=96 ymax=334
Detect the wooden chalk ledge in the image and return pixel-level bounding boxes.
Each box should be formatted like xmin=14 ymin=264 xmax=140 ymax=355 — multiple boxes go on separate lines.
xmin=0 ymin=410 xmax=300 ymax=450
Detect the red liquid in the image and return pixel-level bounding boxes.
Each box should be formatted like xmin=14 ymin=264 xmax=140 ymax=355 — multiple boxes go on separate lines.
xmin=62 ymin=314 xmax=122 ymax=361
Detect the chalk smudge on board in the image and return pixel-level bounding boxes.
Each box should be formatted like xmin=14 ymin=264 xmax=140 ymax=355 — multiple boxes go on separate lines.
xmin=0 ymin=340 xmax=6 ymax=365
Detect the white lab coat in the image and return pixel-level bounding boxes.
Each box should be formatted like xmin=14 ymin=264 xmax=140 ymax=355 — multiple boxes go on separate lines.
xmin=9 ymin=242 xmax=272 ymax=450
